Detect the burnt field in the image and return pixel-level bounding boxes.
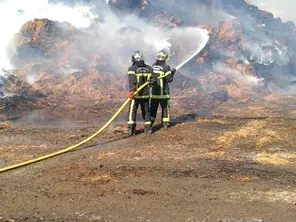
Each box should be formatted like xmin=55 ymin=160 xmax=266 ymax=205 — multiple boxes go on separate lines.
xmin=1 ymin=0 xmax=296 ymax=221
xmin=1 ymin=96 xmax=296 ymax=222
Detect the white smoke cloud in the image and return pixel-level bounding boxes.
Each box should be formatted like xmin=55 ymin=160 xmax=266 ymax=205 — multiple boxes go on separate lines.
xmin=0 ymin=0 xmax=95 ymax=72
xmin=83 ymin=12 xmax=209 ymax=74
xmin=213 ymin=62 xmax=264 ymax=86
xmin=149 ymin=0 xmax=232 ymax=26
xmin=251 ymin=0 xmax=296 ymax=23
xmin=0 ymin=0 xmax=209 ymax=81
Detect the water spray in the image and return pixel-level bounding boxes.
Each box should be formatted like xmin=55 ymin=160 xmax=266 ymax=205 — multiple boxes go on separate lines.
xmin=175 ymin=29 xmax=209 ymax=71
xmin=0 ymin=31 xmax=210 ymax=173
xmin=0 ymin=2 xmax=210 ymax=173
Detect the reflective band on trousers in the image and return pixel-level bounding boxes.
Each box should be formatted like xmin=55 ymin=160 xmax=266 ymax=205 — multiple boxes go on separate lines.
xmin=151 ymin=95 xmax=170 ymax=99
xmin=167 ymin=100 xmax=170 ymax=122
xmin=145 ymin=121 xmax=151 ymax=125
xmin=128 ymin=100 xmax=135 ymax=123
xmin=162 ymin=118 xmax=170 ymax=122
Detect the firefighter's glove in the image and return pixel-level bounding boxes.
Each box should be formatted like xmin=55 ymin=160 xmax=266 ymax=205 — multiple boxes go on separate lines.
xmin=128 ymin=91 xmax=134 ymax=100
xmin=171 ymin=68 xmax=176 ymax=74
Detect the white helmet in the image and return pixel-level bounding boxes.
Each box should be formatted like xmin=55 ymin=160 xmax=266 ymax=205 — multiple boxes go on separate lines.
xmin=156 ymin=50 xmax=169 ymax=61
xmin=132 ymin=50 xmax=144 ymax=62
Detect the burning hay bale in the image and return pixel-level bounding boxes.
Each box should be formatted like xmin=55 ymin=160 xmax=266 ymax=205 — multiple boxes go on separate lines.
xmin=2 ymin=0 xmax=296 ymax=113
xmin=13 ymin=19 xmax=77 ymax=67
xmin=0 ymin=69 xmax=44 ymax=112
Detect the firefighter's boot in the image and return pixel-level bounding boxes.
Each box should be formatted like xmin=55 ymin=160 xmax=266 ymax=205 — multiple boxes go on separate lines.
xmin=127 ymin=125 xmax=136 ymax=136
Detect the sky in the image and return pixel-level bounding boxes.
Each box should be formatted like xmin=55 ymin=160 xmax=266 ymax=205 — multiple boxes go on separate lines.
xmin=251 ymin=0 xmax=296 ymax=23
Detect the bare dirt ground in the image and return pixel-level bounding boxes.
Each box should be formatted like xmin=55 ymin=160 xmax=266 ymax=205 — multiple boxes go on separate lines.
xmin=1 ymin=96 xmax=296 ymax=222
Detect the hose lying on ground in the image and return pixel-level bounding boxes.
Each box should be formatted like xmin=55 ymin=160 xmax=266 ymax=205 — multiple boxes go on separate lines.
xmin=0 ymin=37 xmax=209 ymax=173
xmin=0 ymin=82 xmax=150 ymax=173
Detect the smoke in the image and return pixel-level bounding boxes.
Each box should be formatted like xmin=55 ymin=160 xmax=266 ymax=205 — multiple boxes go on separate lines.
xmin=75 ymin=3 xmax=210 ymax=74
xmin=0 ymin=0 xmax=209 ymax=79
xmin=0 ymin=0 xmax=95 ymax=72
xmin=251 ymin=0 xmax=296 ymax=23
xmin=149 ymin=0 xmax=232 ymax=26
xmin=213 ymin=62 xmax=264 ymax=86
xmin=89 ymin=14 xmax=209 ymax=73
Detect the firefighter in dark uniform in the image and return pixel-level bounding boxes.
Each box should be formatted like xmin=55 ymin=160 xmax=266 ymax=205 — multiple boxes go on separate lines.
xmin=150 ymin=50 xmax=176 ymax=129
xmin=127 ymin=51 xmax=153 ymax=136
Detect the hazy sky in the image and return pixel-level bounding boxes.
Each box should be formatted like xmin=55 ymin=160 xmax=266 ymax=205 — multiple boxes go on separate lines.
xmin=251 ymin=0 xmax=296 ymax=23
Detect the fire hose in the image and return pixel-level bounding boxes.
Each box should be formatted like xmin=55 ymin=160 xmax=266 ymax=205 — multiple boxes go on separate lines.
xmin=0 ymin=42 xmax=207 ymax=173
xmin=0 ymin=75 xmax=171 ymax=173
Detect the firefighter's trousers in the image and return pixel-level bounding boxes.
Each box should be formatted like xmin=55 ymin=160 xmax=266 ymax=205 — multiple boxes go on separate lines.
xmin=128 ymin=99 xmax=151 ymax=130
xmin=150 ymin=98 xmax=170 ymax=125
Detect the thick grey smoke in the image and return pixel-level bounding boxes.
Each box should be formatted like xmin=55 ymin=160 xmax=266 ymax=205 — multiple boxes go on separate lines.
xmin=213 ymin=62 xmax=264 ymax=86
xmin=1 ymin=0 xmax=209 ymax=80
xmin=0 ymin=0 xmax=96 ymax=74
xmin=149 ymin=0 xmax=232 ymax=27
xmin=64 ymin=1 xmax=210 ymax=75
xmin=85 ymin=12 xmax=209 ymax=74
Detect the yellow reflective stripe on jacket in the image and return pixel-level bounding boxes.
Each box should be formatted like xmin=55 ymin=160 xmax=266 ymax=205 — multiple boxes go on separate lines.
xmin=162 ymin=71 xmax=172 ymax=78
xmin=138 ymin=73 xmax=151 ymax=76
xmin=159 ymin=71 xmax=165 ymax=96
xmin=160 ymin=78 xmax=163 ymax=96
xmin=136 ymin=73 xmax=151 ymax=90
xmin=136 ymin=75 xmax=140 ymax=86
xmin=151 ymin=70 xmax=171 ymax=97
xmin=134 ymin=95 xmax=150 ymax=99
xmin=128 ymin=121 xmax=136 ymax=124
xmin=136 ymin=74 xmax=151 ymax=83
xmin=153 ymin=70 xmax=165 ymax=74
xmin=128 ymin=71 xmax=136 ymax=75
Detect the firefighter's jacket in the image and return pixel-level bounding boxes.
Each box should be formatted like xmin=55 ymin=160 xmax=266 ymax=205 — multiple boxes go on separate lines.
xmin=128 ymin=61 xmax=152 ymax=99
xmin=150 ymin=61 xmax=174 ymax=99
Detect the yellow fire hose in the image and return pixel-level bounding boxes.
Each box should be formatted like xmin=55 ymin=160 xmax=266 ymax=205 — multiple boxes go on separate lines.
xmin=0 ymin=29 xmax=209 ymax=173
xmin=0 ymin=82 xmax=151 ymax=173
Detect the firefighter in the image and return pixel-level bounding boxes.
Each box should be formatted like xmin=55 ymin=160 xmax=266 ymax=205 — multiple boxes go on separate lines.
xmin=150 ymin=50 xmax=176 ymax=129
xmin=127 ymin=50 xmax=153 ymax=136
